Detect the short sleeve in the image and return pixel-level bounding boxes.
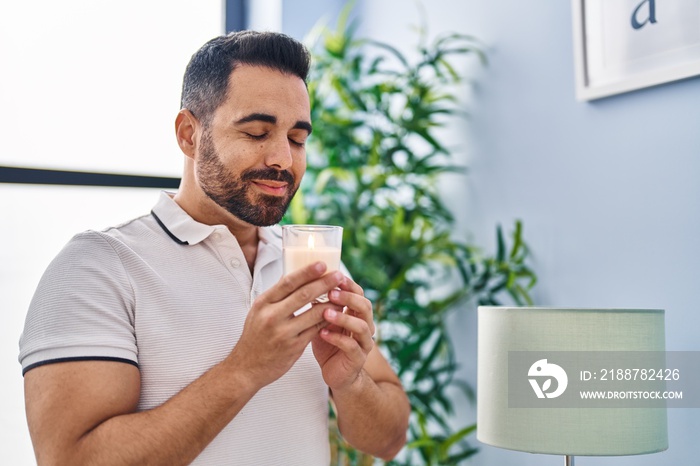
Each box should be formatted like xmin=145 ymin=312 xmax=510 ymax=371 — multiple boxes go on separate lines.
xmin=18 ymin=231 xmax=138 ymax=375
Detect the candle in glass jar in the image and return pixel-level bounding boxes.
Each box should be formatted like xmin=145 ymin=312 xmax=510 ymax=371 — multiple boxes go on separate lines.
xmin=282 ymin=225 xmax=343 ymax=276
xmin=282 ymin=225 xmax=343 ymax=304
xmin=283 ymin=233 xmax=341 ymax=275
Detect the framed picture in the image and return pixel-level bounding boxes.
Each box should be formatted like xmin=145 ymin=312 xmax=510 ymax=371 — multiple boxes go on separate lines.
xmin=572 ymin=0 xmax=700 ymax=101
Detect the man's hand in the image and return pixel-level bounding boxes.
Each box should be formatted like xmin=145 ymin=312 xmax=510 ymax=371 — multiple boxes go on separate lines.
xmin=311 ymin=276 xmax=375 ymax=391
xmin=311 ymin=275 xmax=410 ymax=460
xmin=227 ymin=262 xmax=346 ymax=390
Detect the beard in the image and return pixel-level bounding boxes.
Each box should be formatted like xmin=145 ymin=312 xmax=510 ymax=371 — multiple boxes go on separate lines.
xmin=196 ymin=130 xmax=298 ymax=227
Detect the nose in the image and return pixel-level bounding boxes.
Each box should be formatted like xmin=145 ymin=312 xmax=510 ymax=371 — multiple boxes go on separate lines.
xmin=264 ymin=134 xmax=294 ymax=170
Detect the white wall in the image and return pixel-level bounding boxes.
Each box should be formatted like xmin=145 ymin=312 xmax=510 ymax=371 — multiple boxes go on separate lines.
xmin=356 ymin=0 xmax=699 ymax=464
xmin=0 ymin=1 xmax=222 ymax=176
xmin=0 ymin=2 xmax=222 ymax=463
xmin=1 ymin=186 xmax=165 ymax=462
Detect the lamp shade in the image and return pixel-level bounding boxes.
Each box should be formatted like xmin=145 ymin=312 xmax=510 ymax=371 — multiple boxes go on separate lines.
xmin=477 ymin=307 xmax=667 ymax=456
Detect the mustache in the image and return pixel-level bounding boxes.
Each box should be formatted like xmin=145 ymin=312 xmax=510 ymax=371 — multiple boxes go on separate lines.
xmin=241 ymin=168 xmax=295 ymax=185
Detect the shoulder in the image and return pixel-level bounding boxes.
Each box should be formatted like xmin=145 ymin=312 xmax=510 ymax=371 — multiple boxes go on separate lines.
xmin=19 ymin=230 xmax=140 ymax=373
xmin=50 ymin=229 xmax=127 ymax=271
xmin=32 ymin=229 xmax=137 ymax=307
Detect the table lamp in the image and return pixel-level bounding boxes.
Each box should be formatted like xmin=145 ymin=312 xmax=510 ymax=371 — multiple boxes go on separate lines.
xmin=477 ymin=307 xmax=667 ymax=465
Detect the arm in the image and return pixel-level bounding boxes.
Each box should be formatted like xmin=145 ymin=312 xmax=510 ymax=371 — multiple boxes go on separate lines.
xmin=312 ymin=279 xmax=411 ymax=460
xmin=25 ymin=357 xmax=256 ymax=466
xmin=24 ymin=263 xmax=345 ymax=466
xmin=330 ymin=347 xmax=410 ymax=460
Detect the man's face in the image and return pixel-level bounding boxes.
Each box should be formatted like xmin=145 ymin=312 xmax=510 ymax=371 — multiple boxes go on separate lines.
xmin=195 ymin=64 xmax=311 ymax=226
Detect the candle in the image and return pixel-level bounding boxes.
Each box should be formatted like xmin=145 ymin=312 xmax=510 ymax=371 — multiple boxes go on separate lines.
xmin=282 ymin=225 xmax=343 ymax=302
xmin=283 ymin=245 xmax=341 ymax=275
xmin=282 ymin=227 xmax=342 ymax=275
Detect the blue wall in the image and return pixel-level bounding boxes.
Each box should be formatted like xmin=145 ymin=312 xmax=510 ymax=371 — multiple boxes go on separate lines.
xmin=282 ymin=0 xmax=347 ymax=41
xmin=286 ymin=0 xmax=699 ymax=463
xmin=357 ymin=1 xmax=699 ymax=464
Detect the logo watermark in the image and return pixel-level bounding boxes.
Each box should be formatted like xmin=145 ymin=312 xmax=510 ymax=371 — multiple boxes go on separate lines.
xmin=508 ymin=351 xmax=700 ymax=408
xmin=528 ymin=359 xmax=568 ymax=398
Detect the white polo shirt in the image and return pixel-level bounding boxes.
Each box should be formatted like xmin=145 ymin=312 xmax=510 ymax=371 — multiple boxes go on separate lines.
xmin=19 ymin=191 xmax=330 ymax=465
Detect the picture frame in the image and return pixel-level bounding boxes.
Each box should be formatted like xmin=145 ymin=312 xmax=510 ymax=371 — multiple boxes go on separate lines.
xmin=572 ymin=0 xmax=700 ymax=101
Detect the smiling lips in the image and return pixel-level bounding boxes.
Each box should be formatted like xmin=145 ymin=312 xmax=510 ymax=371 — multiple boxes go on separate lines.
xmin=252 ymin=179 xmax=288 ymax=196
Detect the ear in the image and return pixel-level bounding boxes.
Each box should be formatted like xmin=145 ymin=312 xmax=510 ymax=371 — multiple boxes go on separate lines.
xmin=175 ymin=109 xmax=199 ymax=159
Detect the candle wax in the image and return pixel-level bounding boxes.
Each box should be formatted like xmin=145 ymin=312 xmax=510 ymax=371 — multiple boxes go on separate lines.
xmin=283 ymin=246 xmax=341 ymax=275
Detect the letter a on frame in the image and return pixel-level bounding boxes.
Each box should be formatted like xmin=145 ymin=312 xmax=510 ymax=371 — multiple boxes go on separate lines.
xmin=631 ymin=0 xmax=657 ymax=30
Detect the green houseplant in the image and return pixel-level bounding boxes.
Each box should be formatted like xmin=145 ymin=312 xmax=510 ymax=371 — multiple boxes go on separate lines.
xmin=285 ymin=8 xmax=537 ymax=465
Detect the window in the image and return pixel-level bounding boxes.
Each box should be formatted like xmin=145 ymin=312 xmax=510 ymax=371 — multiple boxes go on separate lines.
xmin=0 ymin=2 xmax=223 ymax=463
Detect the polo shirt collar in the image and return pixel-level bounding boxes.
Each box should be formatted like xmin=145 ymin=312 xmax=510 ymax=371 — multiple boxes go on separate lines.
xmin=258 ymin=223 xmax=282 ymax=249
xmin=151 ymin=191 xmax=217 ymax=245
xmin=151 ymin=191 xmax=284 ymax=249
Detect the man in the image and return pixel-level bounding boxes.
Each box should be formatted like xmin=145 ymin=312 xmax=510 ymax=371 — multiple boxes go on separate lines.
xmin=19 ymin=31 xmax=410 ymax=465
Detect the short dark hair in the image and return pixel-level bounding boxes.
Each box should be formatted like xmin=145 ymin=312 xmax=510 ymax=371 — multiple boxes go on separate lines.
xmin=180 ymin=30 xmax=311 ymax=125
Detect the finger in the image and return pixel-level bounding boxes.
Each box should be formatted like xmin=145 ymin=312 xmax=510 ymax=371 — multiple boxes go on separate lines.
xmin=285 ymin=271 xmax=345 ymax=310
xmin=327 ymin=289 xmax=375 ymax=335
xmin=290 ymin=302 xmax=343 ymax=335
xmin=297 ymin=319 xmax=331 ymax=344
xmin=297 ymin=314 xmax=345 ymax=344
xmin=318 ymin=327 xmax=369 ymax=359
xmin=337 ymin=275 xmax=364 ymax=296
xmin=322 ymin=309 xmax=374 ymax=353
xmin=262 ymin=262 xmax=327 ymax=303
xmin=262 ymin=264 xmax=345 ymax=314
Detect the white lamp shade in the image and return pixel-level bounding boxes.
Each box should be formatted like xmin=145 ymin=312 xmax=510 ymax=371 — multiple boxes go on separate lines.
xmin=477 ymin=307 xmax=668 ymax=456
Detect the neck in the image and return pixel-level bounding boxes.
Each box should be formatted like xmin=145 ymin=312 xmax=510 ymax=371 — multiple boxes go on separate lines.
xmin=173 ymin=177 xmax=260 ymax=272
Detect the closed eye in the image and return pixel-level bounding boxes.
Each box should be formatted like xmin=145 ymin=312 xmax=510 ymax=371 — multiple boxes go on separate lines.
xmin=289 ymin=137 xmax=306 ymax=148
xmin=246 ymin=132 xmax=268 ymax=141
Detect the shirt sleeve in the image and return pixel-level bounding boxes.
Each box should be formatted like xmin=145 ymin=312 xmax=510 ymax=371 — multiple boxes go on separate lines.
xmin=18 ymin=230 xmax=138 ymax=375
